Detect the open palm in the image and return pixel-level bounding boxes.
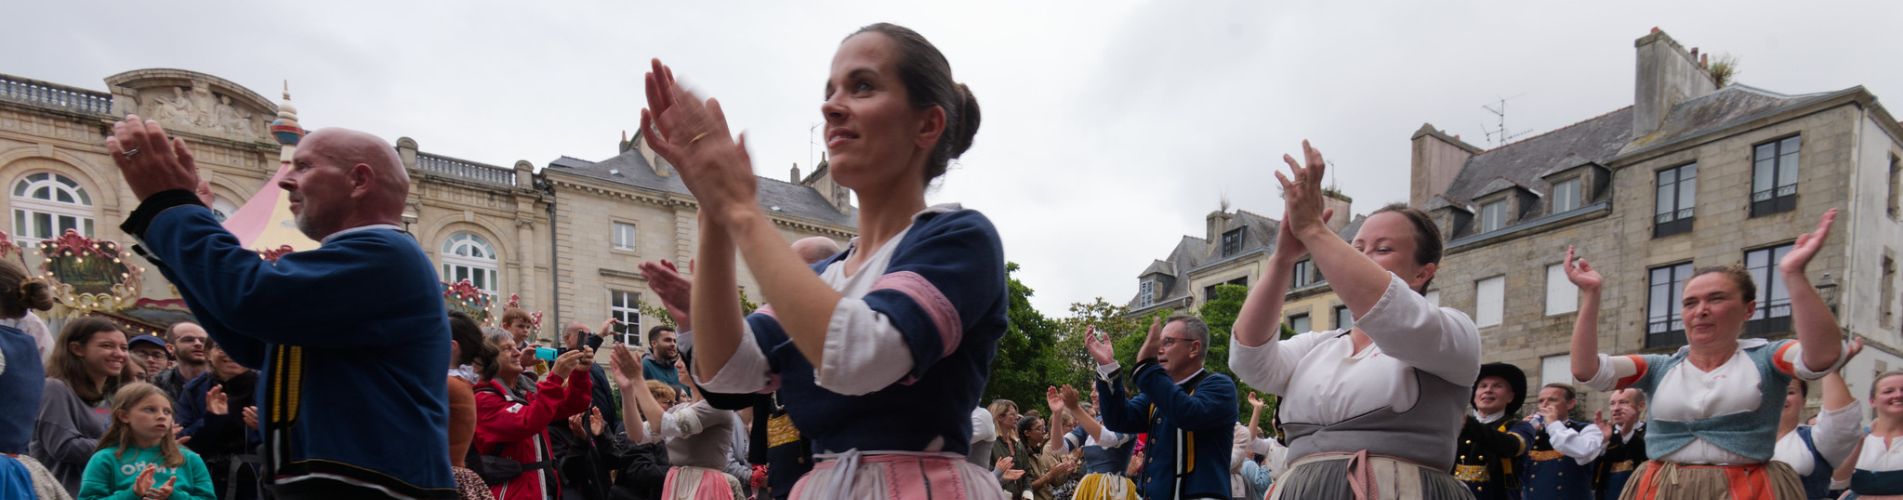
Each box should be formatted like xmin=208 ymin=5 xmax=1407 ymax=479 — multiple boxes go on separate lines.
xmin=1780 ymin=209 xmax=1837 ymax=274
xmin=1084 ymin=326 xmax=1115 ymax=366
xmin=1564 ymin=246 xmax=1603 ymax=291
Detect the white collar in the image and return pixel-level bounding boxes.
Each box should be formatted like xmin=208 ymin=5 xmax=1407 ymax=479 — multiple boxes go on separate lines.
xmin=1473 ymin=410 xmax=1506 ymax=424
xmin=1174 ymin=368 xmax=1207 ymax=386
xmin=1618 ymin=421 xmax=1645 ymax=441
xmin=322 ymin=224 xmax=404 ymax=243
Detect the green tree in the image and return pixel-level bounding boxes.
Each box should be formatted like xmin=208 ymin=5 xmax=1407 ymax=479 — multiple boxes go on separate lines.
xmin=984 ymin=262 xmax=1067 ymax=418
xmin=1198 ymin=284 xmax=1249 ymax=420
xmin=1053 ymin=298 xmax=1146 ymax=390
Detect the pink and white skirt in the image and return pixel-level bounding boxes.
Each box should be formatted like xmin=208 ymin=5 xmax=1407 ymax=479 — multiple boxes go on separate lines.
xmin=790 ymin=450 xmax=1009 ymax=500
xmin=662 ymin=466 xmax=744 ymax=500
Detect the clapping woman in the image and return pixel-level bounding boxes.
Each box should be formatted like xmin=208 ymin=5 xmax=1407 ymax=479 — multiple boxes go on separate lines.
xmin=642 ymin=22 xmax=1006 ymax=499
xmin=1567 ymin=210 xmax=1847 ymax=499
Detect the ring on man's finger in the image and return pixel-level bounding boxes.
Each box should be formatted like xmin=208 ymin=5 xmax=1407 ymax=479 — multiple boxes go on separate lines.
xmin=689 ymin=132 xmax=710 ymax=145
xmin=122 ymin=147 xmax=141 ymax=159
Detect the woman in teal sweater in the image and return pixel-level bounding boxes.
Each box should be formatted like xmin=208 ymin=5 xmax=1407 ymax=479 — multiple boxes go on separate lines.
xmin=78 ymin=382 xmax=213 ymax=500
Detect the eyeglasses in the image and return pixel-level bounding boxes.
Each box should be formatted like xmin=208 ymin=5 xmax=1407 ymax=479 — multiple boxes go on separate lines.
xmin=131 ymin=350 xmax=168 ymax=360
xmin=1159 ymin=336 xmax=1198 ymax=348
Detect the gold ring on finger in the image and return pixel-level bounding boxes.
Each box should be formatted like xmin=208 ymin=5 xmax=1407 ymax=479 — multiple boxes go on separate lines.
xmin=689 ymin=132 xmax=709 ymax=145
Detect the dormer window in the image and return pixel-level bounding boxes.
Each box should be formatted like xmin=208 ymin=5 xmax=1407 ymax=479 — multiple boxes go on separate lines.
xmin=1138 ymin=280 xmax=1156 ymax=307
xmin=1551 ymin=178 xmax=1582 ymax=213
xmin=1221 ymin=228 xmax=1245 ymax=257
xmin=1478 ymin=200 xmax=1508 ymax=233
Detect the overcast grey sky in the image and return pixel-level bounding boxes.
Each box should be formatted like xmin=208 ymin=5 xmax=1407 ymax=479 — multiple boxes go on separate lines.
xmin=9 ymin=0 xmax=1902 ymax=315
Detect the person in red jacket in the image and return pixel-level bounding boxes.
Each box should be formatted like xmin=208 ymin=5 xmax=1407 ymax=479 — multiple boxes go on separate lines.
xmin=472 ymin=334 xmax=593 ymax=500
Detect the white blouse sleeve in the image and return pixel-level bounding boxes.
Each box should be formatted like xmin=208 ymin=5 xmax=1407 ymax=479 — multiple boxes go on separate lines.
xmin=970 ymin=407 xmax=997 ymax=444
xmin=658 ymin=401 xmax=725 ymax=441
xmin=1352 ymin=273 xmax=1482 ymax=384
xmin=1582 ymin=354 xmax=1647 ymax=392
xmin=1545 ymin=421 xmax=1606 ymax=466
xmin=695 ymin=322 xmax=774 ymax=394
xmin=816 ymin=298 xmax=916 ymax=395
xmin=1813 ymin=402 xmax=1864 ymax=469
xmin=1229 ymin=330 xmax=1336 ymax=395
xmin=1777 ymin=339 xmax=1851 ymax=381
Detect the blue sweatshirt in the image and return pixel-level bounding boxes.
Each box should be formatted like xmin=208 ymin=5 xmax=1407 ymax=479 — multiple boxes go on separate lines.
xmin=124 ymin=190 xmax=454 ymax=498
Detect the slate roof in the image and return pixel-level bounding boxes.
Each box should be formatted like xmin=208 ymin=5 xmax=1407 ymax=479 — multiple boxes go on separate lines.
xmin=546 ymin=148 xmax=857 ymax=229
xmin=1439 ymin=107 xmax=1633 ymax=208
xmin=1435 ymin=82 xmax=1856 ymax=240
xmin=1128 ymin=209 xmax=1366 ymax=311
xmin=1625 ymin=84 xmax=1850 ymax=156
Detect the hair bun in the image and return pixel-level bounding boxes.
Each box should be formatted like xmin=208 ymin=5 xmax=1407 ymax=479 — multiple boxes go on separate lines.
xmin=949 ymin=83 xmax=981 ymax=159
xmin=22 ymin=278 xmax=53 ymax=311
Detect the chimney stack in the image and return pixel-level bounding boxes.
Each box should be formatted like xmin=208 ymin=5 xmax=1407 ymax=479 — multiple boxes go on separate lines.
xmin=1410 ymin=123 xmax=1481 ymax=208
xmin=1632 ymin=29 xmax=1717 ymax=138
xmin=790 ymin=163 xmax=801 ymax=184
xmin=1206 ymin=210 xmax=1229 ymax=243
xmin=1322 ymin=190 xmax=1353 ymax=232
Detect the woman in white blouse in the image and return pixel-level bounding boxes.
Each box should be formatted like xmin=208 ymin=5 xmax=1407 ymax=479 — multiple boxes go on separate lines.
xmin=1837 ymin=345 xmax=1903 ymax=498
xmin=1567 ymin=210 xmax=1846 ymax=499
xmin=1770 ymin=340 xmax=1862 ymax=499
xmin=1230 ymin=141 xmax=1481 ymax=499
xmin=611 ymin=343 xmax=744 ymax=499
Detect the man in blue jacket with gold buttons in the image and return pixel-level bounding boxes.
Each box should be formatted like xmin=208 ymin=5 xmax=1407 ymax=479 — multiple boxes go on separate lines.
xmin=107 ymin=116 xmax=455 ymax=499
xmin=1087 ymin=316 xmax=1236 ymax=500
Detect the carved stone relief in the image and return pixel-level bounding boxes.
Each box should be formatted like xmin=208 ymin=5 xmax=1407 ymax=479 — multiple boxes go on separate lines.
xmin=139 ymin=82 xmax=261 ymax=141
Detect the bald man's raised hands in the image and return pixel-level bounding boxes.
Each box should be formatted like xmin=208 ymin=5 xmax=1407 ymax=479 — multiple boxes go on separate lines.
xmin=106 ymin=114 xmax=202 ymax=202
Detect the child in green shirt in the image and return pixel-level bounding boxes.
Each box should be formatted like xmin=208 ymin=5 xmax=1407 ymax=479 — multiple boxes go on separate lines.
xmin=77 ymin=382 xmax=213 ymax=500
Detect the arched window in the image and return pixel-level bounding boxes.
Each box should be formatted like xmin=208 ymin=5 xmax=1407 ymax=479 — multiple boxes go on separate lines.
xmin=441 ymin=231 xmax=500 ymax=294
xmin=210 ymin=196 xmax=239 ymax=223
xmin=11 ymin=172 xmax=94 ymax=243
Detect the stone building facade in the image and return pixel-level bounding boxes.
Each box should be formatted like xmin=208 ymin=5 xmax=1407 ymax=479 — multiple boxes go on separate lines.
xmin=1410 ymin=29 xmax=1903 ymax=409
xmin=0 ymin=68 xmax=857 ymax=345
xmin=1125 ymin=192 xmax=1363 ymax=336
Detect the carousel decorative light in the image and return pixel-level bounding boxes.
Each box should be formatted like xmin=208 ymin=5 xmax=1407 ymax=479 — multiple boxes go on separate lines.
xmin=0 ymin=231 xmax=19 ymax=262
xmin=501 ymin=293 xmax=544 ymax=331
xmin=36 ymin=229 xmax=143 ymax=318
xmin=443 ymin=279 xmax=493 ymax=324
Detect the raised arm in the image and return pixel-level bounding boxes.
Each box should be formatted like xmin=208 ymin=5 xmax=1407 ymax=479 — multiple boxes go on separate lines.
xmin=1815 ymin=337 xmax=1865 ymax=468
xmin=1234 ymin=209 xmax=1331 ymax=348
xmin=1275 ymin=140 xmax=1477 ymax=382
xmin=1088 ymin=328 xmax=1150 ymax=434
xmin=1565 ymin=246 xmax=1606 ymax=383
xmin=686 ymin=207 xmax=750 ymax=383
xmin=1057 ymin=385 xmax=1124 ymax=451
xmin=639 ymin=259 xmax=694 ymax=331
xmin=1781 ymin=209 xmax=1845 ymax=374
xmin=1246 ymin=392 xmax=1267 ymax=439
xmin=1043 ymin=388 xmax=1067 ymax=454
xmin=1275 ymin=141 xmax=1389 ymax=318
xmin=610 ymin=344 xmax=666 ymax=442
xmin=642 ymin=60 xmax=842 ymax=372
